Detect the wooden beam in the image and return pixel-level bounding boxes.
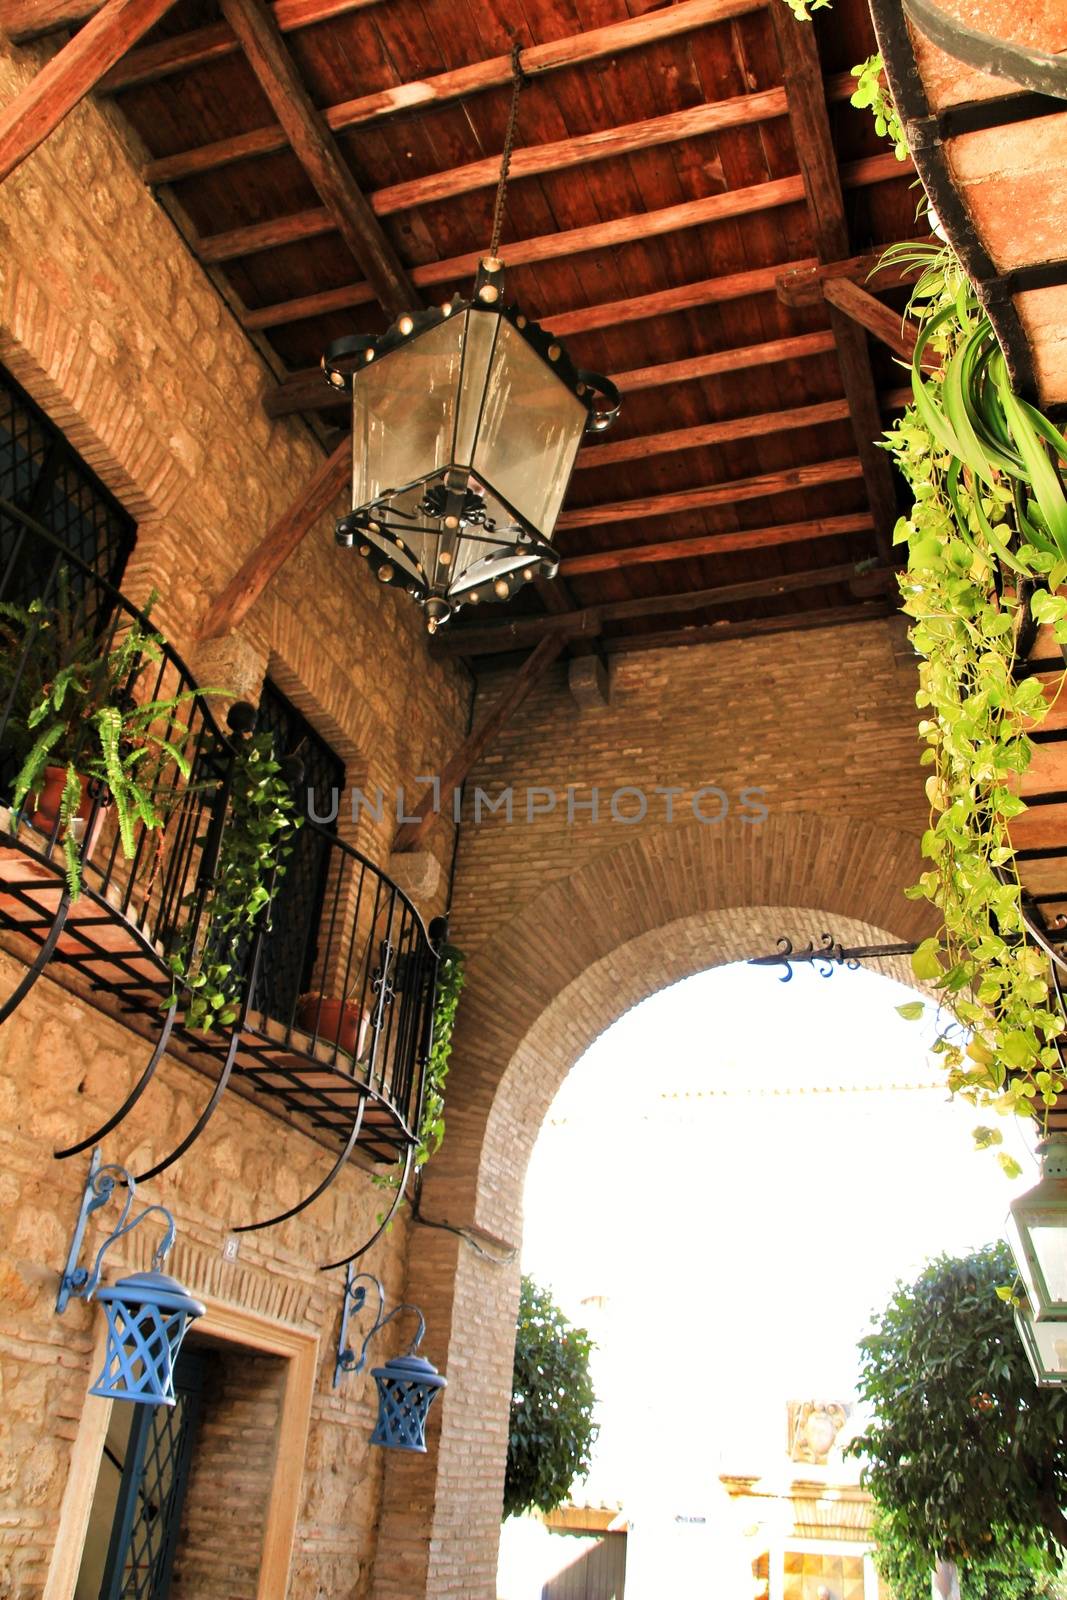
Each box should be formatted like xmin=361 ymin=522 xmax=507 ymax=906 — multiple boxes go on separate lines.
xmin=0 ymin=0 xmax=177 ymax=185
xmin=392 ymin=635 xmax=567 ymax=851
xmin=99 ymin=0 xmax=381 ymax=90
xmin=559 ymin=512 xmax=876 ymax=577
xmin=217 ymin=0 xmax=414 ymax=316
xmin=575 ymin=398 xmax=851 ymax=472
xmin=369 ymin=91 xmax=798 ymax=219
xmin=602 ymin=601 xmax=893 ymax=656
xmin=430 ymin=563 xmax=875 ymax=657
xmin=0 ymin=0 xmax=99 ymax=37
xmin=266 ymin=329 xmax=840 ymax=418
xmin=775 ymin=240 xmax=927 ymax=307
xmin=822 ymin=277 xmax=921 ymax=364
xmin=196 ymin=150 xmax=900 ymax=266
xmin=768 ymin=7 xmax=901 ymax=563
xmin=140 ymin=0 xmax=768 ymax=184
xmin=197 ymin=435 xmax=350 ymax=642
xmin=556 ymin=457 xmax=864 ymax=532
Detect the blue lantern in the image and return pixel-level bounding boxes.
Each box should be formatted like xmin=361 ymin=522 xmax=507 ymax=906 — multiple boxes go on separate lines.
xmin=333 ymin=1264 xmax=447 ymax=1451
xmin=57 ymin=1148 xmax=205 ymax=1406
xmin=371 ymin=1351 xmax=447 ymax=1453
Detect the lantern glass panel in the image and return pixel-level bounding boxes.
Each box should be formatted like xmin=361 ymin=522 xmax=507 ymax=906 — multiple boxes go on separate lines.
xmin=472 ymin=319 xmax=586 ymax=537
xmin=353 ymin=318 xmax=465 ymax=507
xmin=453 ymin=310 xmax=498 ymax=469
xmin=1015 ymin=1302 xmax=1067 ymax=1385
xmin=1008 ymin=1191 xmax=1067 ymax=1314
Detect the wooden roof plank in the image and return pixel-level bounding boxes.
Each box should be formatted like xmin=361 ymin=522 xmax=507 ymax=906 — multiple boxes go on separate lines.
xmin=559 ymin=511 xmax=876 ymax=577
xmin=217 ymin=0 xmax=416 ymax=315
xmin=100 ymin=0 xmax=384 ymax=90
xmin=574 ymin=397 xmax=851 ymax=471
xmin=196 ymin=148 xmax=901 ymax=268
xmin=265 ymin=328 xmax=839 ymax=416
xmin=556 ymin=457 xmax=863 ymax=531
xmin=140 ymin=0 xmax=769 ymax=184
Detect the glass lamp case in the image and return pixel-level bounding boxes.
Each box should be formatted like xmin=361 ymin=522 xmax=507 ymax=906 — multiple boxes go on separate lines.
xmin=1015 ymin=1294 xmax=1067 ymax=1386
xmin=1006 ymin=1134 xmax=1067 ymax=1320
xmin=325 ymin=258 xmax=619 ymax=631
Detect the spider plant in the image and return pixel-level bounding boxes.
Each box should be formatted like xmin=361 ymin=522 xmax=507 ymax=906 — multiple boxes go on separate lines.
xmin=0 ymin=583 xmax=200 ymax=896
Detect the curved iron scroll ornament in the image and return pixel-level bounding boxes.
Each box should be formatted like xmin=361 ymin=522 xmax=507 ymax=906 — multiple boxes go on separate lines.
xmin=748 ymin=932 xmax=918 ymax=982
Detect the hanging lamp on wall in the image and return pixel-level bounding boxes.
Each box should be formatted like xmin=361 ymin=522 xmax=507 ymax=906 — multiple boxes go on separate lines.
xmin=56 ymin=1148 xmax=204 ymax=1406
xmin=333 ymin=1264 xmax=446 ymax=1452
xmin=324 ymin=42 xmax=620 ymax=632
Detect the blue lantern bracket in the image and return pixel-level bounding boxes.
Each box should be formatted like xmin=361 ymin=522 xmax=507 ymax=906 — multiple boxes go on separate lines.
xmin=333 ymin=1265 xmax=427 ymax=1389
xmin=57 ymin=1147 xmax=177 ymax=1314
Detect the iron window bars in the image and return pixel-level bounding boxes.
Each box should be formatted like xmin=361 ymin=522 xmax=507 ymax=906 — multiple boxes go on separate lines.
xmin=0 ymin=500 xmax=441 ymax=1261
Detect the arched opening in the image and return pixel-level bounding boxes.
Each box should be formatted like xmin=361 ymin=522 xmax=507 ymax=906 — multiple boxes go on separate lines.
xmin=506 ymin=959 xmax=1035 ymax=1598
xmin=371 ymin=812 xmax=938 ymax=1600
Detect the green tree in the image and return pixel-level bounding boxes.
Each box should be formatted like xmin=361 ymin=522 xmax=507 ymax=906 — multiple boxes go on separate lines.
xmin=848 ymin=1243 xmax=1067 ymax=1570
xmin=504 ymin=1276 xmax=597 ymax=1520
xmin=872 ymin=1509 xmax=1059 ymax=1600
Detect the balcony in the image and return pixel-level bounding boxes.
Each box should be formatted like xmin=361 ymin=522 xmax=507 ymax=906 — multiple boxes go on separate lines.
xmin=0 ymin=499 xmax=440 ymax=1255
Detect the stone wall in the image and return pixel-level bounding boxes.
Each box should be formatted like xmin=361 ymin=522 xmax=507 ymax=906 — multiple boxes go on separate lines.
xmin=0 ymin=28 xmax=471 ymax=1600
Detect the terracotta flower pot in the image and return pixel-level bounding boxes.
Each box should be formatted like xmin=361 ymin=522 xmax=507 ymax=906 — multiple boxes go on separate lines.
xmin=28 ymin=765 xmax=103 ymax=856
xmin=296 ymin=993 xmax=368 ymax=1058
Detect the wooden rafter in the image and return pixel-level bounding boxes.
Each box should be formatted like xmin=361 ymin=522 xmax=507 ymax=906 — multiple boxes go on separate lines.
xmin=574 ymin=399 xmax=852 ymax=472
xmin=197 ymin=435 xmax=350 ymax=642
xmin=138 ymin=0 xmax=768 ymax=184
xmin=0 ymin=0 xmax=177 ymax=186
xmin=556 ymin=458 xmax=863 ymax=533
xmin=430 ymin=563 xmax=878 ymax=657
xmin=768 ymin=8 xmax=902 ymax=564
xmin=602 ymin=602 xmax=893 ymax=656
xmin=392 ymin=635 xmax=567 ymax=852
xmin=245 ymin=245 xmax=897 ymax=334
xmin=196 ymin=150 xmax=902 ymax=266
xmin=265 ymin=331 xmax=840 ymax=418
xmin=217 ymin=0 xmax=414 ymax=316
xmin=822 ymin=278 xmax=923 ymax=365
xmin=558 ymin=513 xmax=876 ymax=578
xmin=1 ymin=0 xmax=377 ymax=39
xmin=100 ymin=0 xmax=382 ymax=90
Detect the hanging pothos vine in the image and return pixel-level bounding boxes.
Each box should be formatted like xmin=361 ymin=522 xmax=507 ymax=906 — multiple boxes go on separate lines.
xmin=885 ymin=242 xmax=1067 ymax=1155
xmin=166 ymin=730 xmax=300 ymax=1033
xmin=774 ymin=6 xmax=1067 ymax=1145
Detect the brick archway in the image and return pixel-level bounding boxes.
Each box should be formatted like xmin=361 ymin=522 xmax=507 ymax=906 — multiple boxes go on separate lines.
xmin=371 ymin=810 xmax=933 ymax=1600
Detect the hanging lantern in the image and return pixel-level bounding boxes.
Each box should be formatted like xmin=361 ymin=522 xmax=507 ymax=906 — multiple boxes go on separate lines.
xmin=1006 ymin=1134 xmax=1067 ymax=1319
xmin=333 ymin=1264 xmax=447 ymax=1450
xmin=56 ymin=1148 xmax=205 ymax=1407
xmin=324 ymin=45 xmax=620 ymax=632
xmin=371 ymin=1351 xmax=447 ymax=1453
xmin=90 ymin=1270 xmax=205 ymax=1405
xmin=1014 ymin=1292 xmax=1067 ymax=1387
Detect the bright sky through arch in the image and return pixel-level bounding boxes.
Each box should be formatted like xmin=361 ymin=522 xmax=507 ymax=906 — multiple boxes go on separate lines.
xmin=521 ymin=958 xmax=1036 ymax=1480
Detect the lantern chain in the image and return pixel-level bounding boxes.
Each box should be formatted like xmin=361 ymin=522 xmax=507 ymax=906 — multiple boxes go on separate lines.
xmin=488 ymin=38 xmax=526 ymax=264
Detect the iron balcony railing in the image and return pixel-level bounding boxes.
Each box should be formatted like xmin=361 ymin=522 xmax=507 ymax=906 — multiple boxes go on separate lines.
xmin=0 ymin=500 xmax=441 ymax=1252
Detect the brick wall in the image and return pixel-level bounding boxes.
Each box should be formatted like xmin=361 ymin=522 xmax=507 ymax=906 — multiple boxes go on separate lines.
xmin=0 ymin=29 xmax=471 ymax=1600
xmin=173 ymin=1347 xmax=286 ymax=1600
xmin=372 ymin=621 xmax=934 ymax=1599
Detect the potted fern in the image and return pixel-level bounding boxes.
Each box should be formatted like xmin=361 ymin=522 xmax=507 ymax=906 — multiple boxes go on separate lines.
xmin=0 ymin=587 xmax=200 ymax=896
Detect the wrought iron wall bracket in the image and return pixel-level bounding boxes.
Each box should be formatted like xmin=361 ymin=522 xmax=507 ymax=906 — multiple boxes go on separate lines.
xmin=333 ymin=1263 xmax=426 ymax=1389
xmin=749 ymin=933 xmax=919 ymax=982
xmin=57 ymin=1146 xmax=176 ymax=1314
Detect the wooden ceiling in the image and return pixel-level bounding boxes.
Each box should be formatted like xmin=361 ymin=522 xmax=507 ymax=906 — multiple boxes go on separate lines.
xmin=10 ymin=0 xmax=928 ymax=660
